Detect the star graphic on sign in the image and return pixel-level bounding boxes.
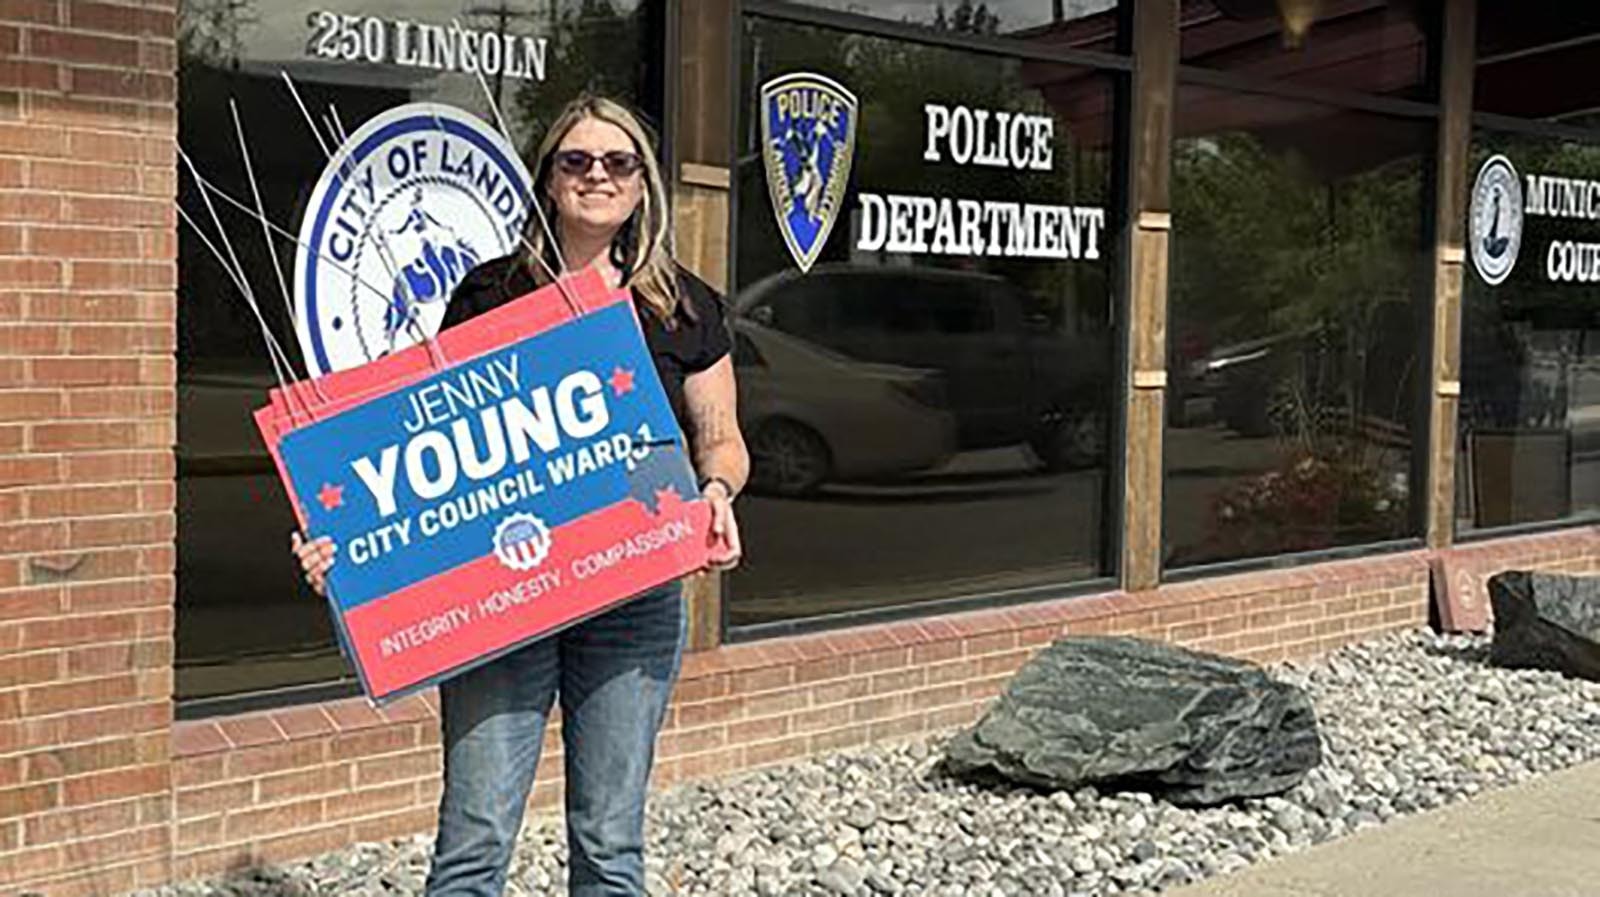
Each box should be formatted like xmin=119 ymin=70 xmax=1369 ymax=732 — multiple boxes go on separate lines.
xmin=653 ymin=485 xmax=686 ymax=516
xmin=317 ymin=482 xmax=345 ymax=511
xmin=609 ymin=366 xmax=636 ymax=396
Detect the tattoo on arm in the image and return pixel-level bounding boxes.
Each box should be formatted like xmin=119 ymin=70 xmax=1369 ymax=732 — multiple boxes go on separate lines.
xmin=683 ymin=357 xmax=745 ymax=486
xmin=689 ymin=397 xmax=736 ymax=456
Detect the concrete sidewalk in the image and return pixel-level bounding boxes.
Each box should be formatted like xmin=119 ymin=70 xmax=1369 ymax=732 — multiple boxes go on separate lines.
xmin=1168 ymin=760 xmax=1600 ymax=897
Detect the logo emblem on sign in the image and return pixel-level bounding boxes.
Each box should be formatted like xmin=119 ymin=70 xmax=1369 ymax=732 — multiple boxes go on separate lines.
xmin=494 ymin=513 xmax=552 ymax=571
xmin=1469 ymin=154 xmax=1523 ymax=286
xmin=760 ymin=73 xmax=858 ymax=274
xmin=295 ymin=102 xmax=535 ymax=376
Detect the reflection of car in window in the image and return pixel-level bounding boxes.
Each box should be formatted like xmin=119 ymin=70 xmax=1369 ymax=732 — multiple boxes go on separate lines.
xmin=733 ymin=319 xmax=958 ymax=496
xmin=734 ymin=264 xmax=1110 ymax=471
xmin=1187 ymin=300 xmax=1419 ymax=440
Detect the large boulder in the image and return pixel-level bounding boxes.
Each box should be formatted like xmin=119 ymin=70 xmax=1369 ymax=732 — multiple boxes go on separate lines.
xmin=1489 ymin=571 xmax=1600 ymax=681
xmin=944 ymin=636 xmax=1321 ymax=806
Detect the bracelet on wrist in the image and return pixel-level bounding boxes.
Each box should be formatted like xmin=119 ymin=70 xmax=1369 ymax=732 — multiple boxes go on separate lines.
xmin=700 ymin=475 xmax=735 ymax=500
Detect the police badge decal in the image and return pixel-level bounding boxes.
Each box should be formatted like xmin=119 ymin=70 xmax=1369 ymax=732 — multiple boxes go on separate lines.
xmin=294 ymin=102 xmax=535 ymax=376
xmin=760 ymin=73 xmax=858 ymax=274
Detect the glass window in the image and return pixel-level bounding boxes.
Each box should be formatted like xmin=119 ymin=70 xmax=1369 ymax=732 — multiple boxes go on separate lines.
xmin=784 ymin=0 xmax=1123 ymax=49
xmin=1456 ymin=128 xmax=1600 ymax=531
xmin=1458 ymin=6 xmax=1600 ymax=531
xmin=729 ymin=16 xmax=1119 ymax=627
xmin=1164 ymin=85 xmax=1431 ymax=568
xmin=1179 ymin=1 xmax=1436 ymax=101
xmin=176 ymin=0 xmax=664 ymax=704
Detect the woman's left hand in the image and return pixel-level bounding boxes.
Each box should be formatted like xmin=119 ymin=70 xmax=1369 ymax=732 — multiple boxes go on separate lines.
xmin=704 ymin=481 xmax=742 ymax=571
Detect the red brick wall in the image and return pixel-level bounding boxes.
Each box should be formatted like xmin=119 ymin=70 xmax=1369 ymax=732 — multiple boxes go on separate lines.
xmin=1432 ymin=527 xmax=1600 ymax=629
xmin=0 ymin=2 xmax=179 ymax=895
xmin=166 ymin=548 xmax=1435 ymax=883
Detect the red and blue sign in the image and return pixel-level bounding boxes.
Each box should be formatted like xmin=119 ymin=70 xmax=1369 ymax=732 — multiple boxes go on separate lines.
xmin=256 ymin=269 xmax=712 ymax=703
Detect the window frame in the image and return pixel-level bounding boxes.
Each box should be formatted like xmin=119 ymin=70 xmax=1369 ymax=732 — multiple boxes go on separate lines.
xmin=724 ymin=1 xmax=1132 ymax=640
xmin=1157 ymin=2 xmax=1446 ymax=577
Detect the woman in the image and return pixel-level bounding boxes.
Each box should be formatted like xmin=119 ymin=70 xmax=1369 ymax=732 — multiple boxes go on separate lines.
xmin=291 ymin=95 xmax=748 ymax=897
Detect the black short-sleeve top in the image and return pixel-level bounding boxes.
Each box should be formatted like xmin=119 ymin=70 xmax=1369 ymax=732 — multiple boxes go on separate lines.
xmin=442 ymin=254 xmax=732 ymax=424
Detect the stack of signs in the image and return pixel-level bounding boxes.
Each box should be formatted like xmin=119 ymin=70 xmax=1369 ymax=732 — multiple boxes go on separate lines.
xmin=255 ymin=268 xmax=713 ymax=703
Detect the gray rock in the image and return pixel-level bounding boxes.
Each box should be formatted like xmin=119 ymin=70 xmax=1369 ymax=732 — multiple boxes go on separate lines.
xmin=996 ymin=873 xmax=1027 ymax=895
xmin=818 ymin=858 xmax=866 ymax=894
xmin=865 ymin=869 xmax=901 ymax=894
xmin=1345 ymin=809 xmax=1381 ymax=829
xmin=716 ymin=830 xmax=753 ymax=857
xmin=845 ymin=802 xmax=879 ymax=830
xmin=1490 ymin=571 xmax=1600 ymax=681
xmin=1160 ymin=858 xmax=1197 ymax=886
xmin=944 ymin=636 xmax=1322 ymax=805
xmin=756 ymin=867 xmax=788 ymax=897
xmin=1309 ymin=785 xmax=1343 ymax=818
xmin=1272 ymin=805 xmax=1307 ymax=837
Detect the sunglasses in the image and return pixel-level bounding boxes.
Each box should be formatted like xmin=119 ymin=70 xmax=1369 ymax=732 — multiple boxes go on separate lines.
xmin=552 ymin=149 xmax=645 ymax=178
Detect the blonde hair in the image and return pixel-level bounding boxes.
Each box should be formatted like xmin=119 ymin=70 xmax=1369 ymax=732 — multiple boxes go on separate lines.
xmin=523 ymin=95 xmax=683 ymax=325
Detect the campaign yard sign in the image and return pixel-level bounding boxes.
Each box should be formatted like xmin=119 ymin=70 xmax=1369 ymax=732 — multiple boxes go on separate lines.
xmin=255 ymin=269 xmax=713 ymax=703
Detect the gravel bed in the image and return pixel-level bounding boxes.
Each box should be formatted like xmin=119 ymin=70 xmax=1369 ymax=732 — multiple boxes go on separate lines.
xmin=136 ymin=629 xmax=1600 ymax=897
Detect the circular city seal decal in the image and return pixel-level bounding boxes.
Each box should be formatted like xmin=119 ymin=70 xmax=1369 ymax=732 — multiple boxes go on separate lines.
xmin=494 ymin=512 xmax=552 ymax=571
xmin=294 ymin=102 xmax=534 ymax=375
xmin=1469 ymin=154 xmax=1523 ymax=286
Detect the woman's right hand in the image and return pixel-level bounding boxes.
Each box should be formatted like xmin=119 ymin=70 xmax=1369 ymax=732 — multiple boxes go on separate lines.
xmin=290 ymin=531 xmax=337 ymax=596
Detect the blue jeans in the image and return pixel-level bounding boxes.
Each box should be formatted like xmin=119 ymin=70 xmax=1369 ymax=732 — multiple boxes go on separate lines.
xmin=423 ymin=583 xmax=685 ymax=897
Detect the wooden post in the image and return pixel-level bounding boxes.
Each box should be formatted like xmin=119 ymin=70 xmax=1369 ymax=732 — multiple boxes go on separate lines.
xmin=1120 ymin=0 xmax=1178 ymax=592
xmin=672 ymin=0 xmax=734 ymax=650
xmin=1426 ymin=0 xmax=1478 ymax=549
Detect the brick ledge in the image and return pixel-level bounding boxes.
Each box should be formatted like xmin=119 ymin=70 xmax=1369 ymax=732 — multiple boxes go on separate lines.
xmin=173 ymin=543 xmax=1446 ymax=758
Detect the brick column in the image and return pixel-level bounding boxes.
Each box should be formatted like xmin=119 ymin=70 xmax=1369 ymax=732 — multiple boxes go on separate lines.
xmin=0 ymin=2 xmax=179 ymax=894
